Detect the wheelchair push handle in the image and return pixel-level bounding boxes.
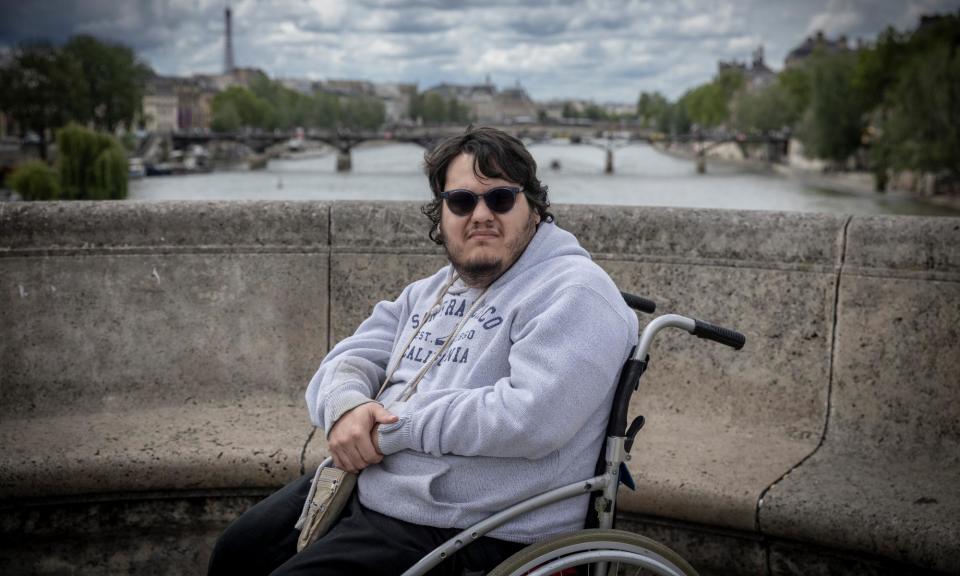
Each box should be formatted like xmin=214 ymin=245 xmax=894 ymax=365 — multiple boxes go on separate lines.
xmin=692 ymin=319 xmax=746 ymax=350
xmin=620 ymin=291 xmax=656 ymax=314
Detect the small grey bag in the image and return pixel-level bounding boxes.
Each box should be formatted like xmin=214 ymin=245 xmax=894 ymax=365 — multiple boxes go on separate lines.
xmin=296 ymin=461 xmax=357 ymax=552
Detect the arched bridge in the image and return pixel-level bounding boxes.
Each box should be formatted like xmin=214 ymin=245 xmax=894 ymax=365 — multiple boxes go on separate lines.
xmin=170 ymin=126 xmax=788 ymax=174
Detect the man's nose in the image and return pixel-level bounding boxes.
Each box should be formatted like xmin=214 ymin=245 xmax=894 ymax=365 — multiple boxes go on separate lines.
xmin=470 ymin=196 xmax=494 ymax=222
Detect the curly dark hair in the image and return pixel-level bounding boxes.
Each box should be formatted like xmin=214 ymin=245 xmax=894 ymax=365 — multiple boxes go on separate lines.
xmin=421 ymin=126 xmax=554 ymax=244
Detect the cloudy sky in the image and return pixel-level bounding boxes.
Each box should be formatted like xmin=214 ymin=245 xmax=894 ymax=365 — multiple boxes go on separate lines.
xmin=2 ymin=0 xmax=958 ymax=103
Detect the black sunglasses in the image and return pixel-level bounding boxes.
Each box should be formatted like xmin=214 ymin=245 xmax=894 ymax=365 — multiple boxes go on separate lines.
xmin=440 ymin=187 xmax=522 ymax=217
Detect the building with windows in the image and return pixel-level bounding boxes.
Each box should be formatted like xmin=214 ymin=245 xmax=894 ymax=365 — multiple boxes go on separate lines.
xmin=142 ymin=76 xmax=179 ymax=132
xmin=719 ymin=46 xmax=776 ymax=89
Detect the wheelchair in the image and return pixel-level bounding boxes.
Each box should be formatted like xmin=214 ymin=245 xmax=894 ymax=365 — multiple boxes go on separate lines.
xmin=394 ymin=292 xmax=746 ymax=576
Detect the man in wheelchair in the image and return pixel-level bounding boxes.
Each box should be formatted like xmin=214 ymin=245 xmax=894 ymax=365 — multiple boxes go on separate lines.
xmin=209 ymin=127 xmax=638 ymax=575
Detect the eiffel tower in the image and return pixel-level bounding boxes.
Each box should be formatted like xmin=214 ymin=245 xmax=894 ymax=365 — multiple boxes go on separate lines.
xmin=224 ymin=6 xmax=235 ymax=73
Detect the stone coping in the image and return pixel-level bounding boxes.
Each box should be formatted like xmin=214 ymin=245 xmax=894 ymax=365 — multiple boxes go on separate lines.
xmin=0 ymin=201 xmax=330 ymax=252
xmin=1 ymin=200 xmax=852 ymax=270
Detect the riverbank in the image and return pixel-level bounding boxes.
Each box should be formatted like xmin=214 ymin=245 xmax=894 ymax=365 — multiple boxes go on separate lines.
xmin=652 ymin=141 xmax=960 ymax=213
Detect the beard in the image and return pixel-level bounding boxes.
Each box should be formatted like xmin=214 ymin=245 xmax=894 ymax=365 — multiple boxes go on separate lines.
xmin=443 ymin=211 xmax=539 ymax=288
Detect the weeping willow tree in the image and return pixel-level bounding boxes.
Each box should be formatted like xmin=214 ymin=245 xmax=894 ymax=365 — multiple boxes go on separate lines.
xmin=56 ymin=123 xmax=128 ymax=200
xmin=6 ymin=160 xmax=62 ymax=200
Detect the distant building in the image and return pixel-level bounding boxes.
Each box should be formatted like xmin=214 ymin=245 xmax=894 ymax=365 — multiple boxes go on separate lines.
xmin=539 ymin=100 xmax=568 ymax=122
xmin=316 ymin=79 xmax=377 ymax=98
xmin=497 ymin=84 xmax=538 ymax=124
xmin=785 ymin=31 xmax=850 ymax=68
xmin=374 ymin=82 xmax=417 ymax=124
xmin=278 ymin=77 xmax=315 ymax=96
xmin=426 ymin=82 xmax=493 ymax=122
xmin=142 ymin=76 xmax=179 ymax=132
xmin=602 ymin=102 xmax=637 ymax=117
xmin=424 ymin=80 xmax=537 ymax=124
xmin=719 ymin=45 xmax=775 ymax=88
xmin=142 ymin=75 xmax=218 ymax=132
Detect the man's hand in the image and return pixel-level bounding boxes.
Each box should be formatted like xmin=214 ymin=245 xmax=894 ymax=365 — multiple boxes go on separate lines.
xmin=328 ymin=402 xmax=398 ymax=473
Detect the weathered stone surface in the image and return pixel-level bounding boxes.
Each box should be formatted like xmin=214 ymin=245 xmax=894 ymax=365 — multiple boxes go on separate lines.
xmin=329 ymin=253 xmax=448 ymax=345
xmin=0 ymin=252 xmax=328 ymax=417
xmin=0 ymin=202 xmax=330 ymax=504
xmin=767 ymin=540 xmax=947 ymax=576
xmin=0 ymin=200 xmax=330 ymax=251
xmin=0 ymin=403 xmax=311 ymax=499
xmin=330 ymin=200 xmax=441 ymax=252
xmin=759 ymin=216 xmax=960 ymax=573
xmin=556 ymin=204 xmax=847 ymax=268
xmin=616 ymin=515 xmax=767 ymax=576
xmin=610 ymin=261 xmax=835 ymax=531
xmin=842 ymin=214 xmax=960 ymax=274
xmin=592 ymin=209 xmax=843 ymax=532
xmin=0 ymin=494 xmax=267 ymax=576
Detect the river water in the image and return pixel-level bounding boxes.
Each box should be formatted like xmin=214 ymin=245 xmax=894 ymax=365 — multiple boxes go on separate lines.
xmin=129 ymin=142 xmax=958 ymax=217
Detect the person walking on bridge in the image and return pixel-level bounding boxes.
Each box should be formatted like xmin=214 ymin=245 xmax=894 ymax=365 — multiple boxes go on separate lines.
xmin=208 ymin=126 xmax=638 ymax=575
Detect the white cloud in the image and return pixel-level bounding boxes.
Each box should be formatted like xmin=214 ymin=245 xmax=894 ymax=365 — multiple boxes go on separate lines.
xmin=3 ymin=0 xmax=957 ymax=102
xmin=806 ymin=0 xmax=864 ymax=35
xmin=727 ymin=34 xmax=762 ymax=53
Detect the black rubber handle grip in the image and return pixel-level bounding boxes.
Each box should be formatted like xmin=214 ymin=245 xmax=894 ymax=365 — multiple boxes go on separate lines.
xmin=620 ymin=292 xmax=656 ymax=314
xmin=692 ymin=319 xmax=746 ymax=350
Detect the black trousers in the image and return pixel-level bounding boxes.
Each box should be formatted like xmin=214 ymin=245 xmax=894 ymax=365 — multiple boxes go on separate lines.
xmin=208 ymin=472 xmax=527 ymax=576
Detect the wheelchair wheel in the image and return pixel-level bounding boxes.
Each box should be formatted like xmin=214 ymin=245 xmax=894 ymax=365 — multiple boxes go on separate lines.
xmin=487 ymin=529 xmax=698 ymax=576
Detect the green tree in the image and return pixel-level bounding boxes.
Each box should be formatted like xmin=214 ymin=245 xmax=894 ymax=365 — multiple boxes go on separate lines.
xmin=731 ymin=79 xmax=805 ymax=134
xmin=873 ymin=16 xmax=960 ymax=179
xmin=6 ymin=160 xmax=61 ymax=200
xmin=57 ymin=123 xmax=128 ymax=200
xmin=340 ymin=96 xmax=385 ymax=129
xmin=409 ymin=92 xmax=465 ymax=125
xmin=311 ymin=93 xmax=341 ymax=128
xmin=798 ymin=50 xmax=865 ymax=164
xmin=210 ymin=87 xmax=272 ymax=131
xmin=680 ymin=68 xmax=745 ymax=128
xmin=64 ymin=34 xmax=151 ymax=132
xmin=583 ymin=103 xmax=609 ymax=121
xmin=666 ymin=102 xmax=691 ymax=134
xmin=637 ymin=92 xmax=669 ymax=129
xmin=776 ymin=67 xmax=811 ymax=124
xmin=211 ymin=101 xmax=241 ymax=132
xmin=0 ymin=43 xmax=87 ymax=159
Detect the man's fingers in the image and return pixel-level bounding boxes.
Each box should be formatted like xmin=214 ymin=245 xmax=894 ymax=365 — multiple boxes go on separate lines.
xmin=355 ymin=434 xmax=382 ymax=465
xmin=336 ymin=447 xmax=360 ymax=474
xmin=327 ymin=402 xmax=391 ymax=472
xmin=348 ymin=444 xmax=375 ymax=471
xmin=372 ymin=404 xmax=399 ymax=424
xmin=330 ymin=449 xmax=353 ymax=473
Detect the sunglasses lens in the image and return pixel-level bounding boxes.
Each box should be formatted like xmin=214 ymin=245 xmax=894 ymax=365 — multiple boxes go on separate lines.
xmin=485 ymin=188 xmax=518 ymax=213
xmin=446 ymin=191 xmax=478 ymax=216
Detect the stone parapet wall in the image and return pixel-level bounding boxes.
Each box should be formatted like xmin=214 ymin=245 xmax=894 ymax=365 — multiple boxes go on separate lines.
xmin=1 ymin=201 xmax=957 ymax=575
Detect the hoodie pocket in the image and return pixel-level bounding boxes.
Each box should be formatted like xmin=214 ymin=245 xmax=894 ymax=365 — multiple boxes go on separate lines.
xmin=428 ymin=451 xmax=561 ymax=511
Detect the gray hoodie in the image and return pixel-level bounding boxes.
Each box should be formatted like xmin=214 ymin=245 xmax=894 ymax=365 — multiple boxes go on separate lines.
xmin=306 ymin=222 xmax=638 ymax=543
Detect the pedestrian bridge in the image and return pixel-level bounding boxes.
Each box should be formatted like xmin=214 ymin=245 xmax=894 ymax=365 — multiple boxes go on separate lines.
xmin=1 ymin=201 xmax=956 ymax=575
xmin=169 ymin=125 xmax=787 ymax=173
